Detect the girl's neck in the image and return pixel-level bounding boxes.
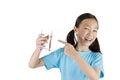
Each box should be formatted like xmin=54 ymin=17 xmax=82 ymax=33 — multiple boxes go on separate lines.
xmin=76 ymin=44 xmax=90 ymax=52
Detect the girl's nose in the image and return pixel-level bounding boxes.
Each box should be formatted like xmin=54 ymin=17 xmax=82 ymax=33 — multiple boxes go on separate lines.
xmin=87 ymin=30 xmax=93 ymax=37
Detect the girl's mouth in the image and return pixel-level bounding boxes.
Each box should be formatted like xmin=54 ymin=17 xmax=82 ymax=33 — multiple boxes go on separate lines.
xmin=85 ymin=38 xmax=93 ymax=42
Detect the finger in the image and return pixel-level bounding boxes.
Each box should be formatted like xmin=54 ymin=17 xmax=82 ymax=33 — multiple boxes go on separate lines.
xmin=58 ymin=40 xmax=67 ymax=44
xmin=37 ymin=36 xmax=49 ymax=42
xmin=38 ymin=38 xmax=49 ymax=42
xmin=39 ymin=34 xmax=44 ymax=37
xmin=37 ymin=45 xmax=46 ymax=49
xmin=36 ymin=40 xmax=48 ymax=47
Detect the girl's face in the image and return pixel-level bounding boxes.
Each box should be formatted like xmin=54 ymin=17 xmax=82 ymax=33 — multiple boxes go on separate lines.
xmin=74 ymin=19 xmax=98 ymax=47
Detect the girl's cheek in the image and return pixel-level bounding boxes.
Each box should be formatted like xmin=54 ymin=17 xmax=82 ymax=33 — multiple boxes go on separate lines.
xmin=93 ymin=33 xmax=97 ymax=38
xmin=78 ymin=31 xmax=87 ymax=37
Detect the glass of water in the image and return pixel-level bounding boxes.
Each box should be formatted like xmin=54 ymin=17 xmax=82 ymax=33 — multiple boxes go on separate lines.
xmin=40 ymin=28 xmax=53 ymax=51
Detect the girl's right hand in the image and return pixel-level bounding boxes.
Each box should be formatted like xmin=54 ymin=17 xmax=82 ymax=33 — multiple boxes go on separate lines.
xmin=36 ymin=34 xmax=49 ymax=50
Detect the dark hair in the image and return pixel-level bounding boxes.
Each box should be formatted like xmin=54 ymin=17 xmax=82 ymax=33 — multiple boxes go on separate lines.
xmin=66 ymin=13 xmax=101 ymax=53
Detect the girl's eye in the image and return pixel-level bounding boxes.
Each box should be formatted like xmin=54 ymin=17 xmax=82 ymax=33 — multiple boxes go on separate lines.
xmin=84 ymin=27 xmax=89 ymax=30
xmin=93 ymin=30 xmax=98 ymax=32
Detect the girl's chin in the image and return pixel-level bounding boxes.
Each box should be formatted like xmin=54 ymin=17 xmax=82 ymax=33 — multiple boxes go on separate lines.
xmin=84 ymin=41 xmax=92 ymax=46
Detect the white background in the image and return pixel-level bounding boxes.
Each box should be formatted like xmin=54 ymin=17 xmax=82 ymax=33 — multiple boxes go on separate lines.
xmin=0 ymin=0 xmax=120 ymax=80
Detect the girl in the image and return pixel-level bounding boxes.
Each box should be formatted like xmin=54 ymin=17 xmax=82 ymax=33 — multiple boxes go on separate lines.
xmin=29 ymin=13 xmax=104 ymax=80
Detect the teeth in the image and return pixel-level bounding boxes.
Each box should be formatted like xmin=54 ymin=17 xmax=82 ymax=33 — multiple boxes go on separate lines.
xmin=85 ymin=38 xmax=92 ymax=41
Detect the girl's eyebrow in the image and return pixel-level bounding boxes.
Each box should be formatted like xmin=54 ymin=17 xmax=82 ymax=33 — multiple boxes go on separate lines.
xmin=85 ymin=24 xmax=98 ymax=29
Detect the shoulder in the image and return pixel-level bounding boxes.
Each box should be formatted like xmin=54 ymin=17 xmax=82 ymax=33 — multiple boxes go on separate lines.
xmin=53 ymin=47 xmax=64 ymax=53
xmin=42 ymin=47 xmax=64 ymax=62
xmin=90 ymin=51 xmax=103 ymax=59
xmin=91 ymin=51 xmax=102 ymax=56
xmin=50 ymin=47 xmax=64 ymax=56
xmin=91 ymin=52 xmax=103 ymax=59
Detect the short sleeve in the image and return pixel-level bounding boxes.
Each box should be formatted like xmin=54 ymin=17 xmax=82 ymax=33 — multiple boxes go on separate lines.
xmin=92 ymin=53 xmax=104 ymax=78
xmin=42 ymin=48 xmax=63 ymax=70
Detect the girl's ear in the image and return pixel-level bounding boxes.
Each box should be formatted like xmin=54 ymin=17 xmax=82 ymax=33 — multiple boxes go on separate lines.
xmin=74 ymin=26 xmax=78 ymax=34
xmin=74 ymin=26 xmax=78 ymax=42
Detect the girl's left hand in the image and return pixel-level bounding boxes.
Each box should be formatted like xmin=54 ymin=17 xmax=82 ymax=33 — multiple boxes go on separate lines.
xmin=58 ymin=40 xmax=77 ymax=58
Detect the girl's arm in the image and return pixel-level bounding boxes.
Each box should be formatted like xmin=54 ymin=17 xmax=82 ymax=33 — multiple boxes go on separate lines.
xmin=58 ymin=40 xmax=100 ymax=80
xmin=73 ymin=52 xmax=100 ymax=80
xmin=28 ymin=34 xmax=48 ymax=68
xmin=28 ymin=48 xmax=44 ymax=68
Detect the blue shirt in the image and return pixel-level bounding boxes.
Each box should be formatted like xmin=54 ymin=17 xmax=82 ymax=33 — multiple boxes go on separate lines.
xmin=42 ymin=48 xmax=104 ymax=80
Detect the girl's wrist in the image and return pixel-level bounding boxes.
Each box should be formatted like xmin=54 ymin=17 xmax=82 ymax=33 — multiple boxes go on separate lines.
xmin=72 ymin=51 xmax=79 ymax=59
xmin=35 ymin=48 xmax=41 ymax=52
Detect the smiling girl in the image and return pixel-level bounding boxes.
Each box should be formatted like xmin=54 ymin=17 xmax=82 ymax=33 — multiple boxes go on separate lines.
xmin=29 ymin=13 xmax=104 ymax=80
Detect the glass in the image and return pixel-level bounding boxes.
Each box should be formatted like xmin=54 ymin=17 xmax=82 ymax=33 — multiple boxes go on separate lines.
xmin=40 ymin=28 xmax=53 ymax=51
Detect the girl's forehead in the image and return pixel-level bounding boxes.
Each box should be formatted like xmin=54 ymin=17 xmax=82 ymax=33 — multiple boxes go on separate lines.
xmin=81 ymin=19 xmax=97 ymax=24
xmin=80 ymin=19 xmax=98 ymax=28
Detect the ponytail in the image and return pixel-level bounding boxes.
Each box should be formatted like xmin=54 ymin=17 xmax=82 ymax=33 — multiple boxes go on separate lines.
xmin=66 ymin=30 xmax=77 ymax=48
xmin=89 ymin=38 xmax=101 ymax=53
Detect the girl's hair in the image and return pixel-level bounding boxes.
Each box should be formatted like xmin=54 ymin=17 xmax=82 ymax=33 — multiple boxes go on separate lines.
xmin=66 ymin=13 xmax=101 ymax=53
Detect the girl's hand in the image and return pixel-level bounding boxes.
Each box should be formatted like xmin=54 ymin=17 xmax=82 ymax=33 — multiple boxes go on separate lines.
xmin=58 ymin=40 xmax=77 ymax=58
xmin=36 ymin=34 xmax=49 ymax=49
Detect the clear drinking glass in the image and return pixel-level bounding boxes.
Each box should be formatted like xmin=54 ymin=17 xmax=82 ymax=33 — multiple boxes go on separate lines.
xmin=40 ymin=28 xmax=53 ymax=51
